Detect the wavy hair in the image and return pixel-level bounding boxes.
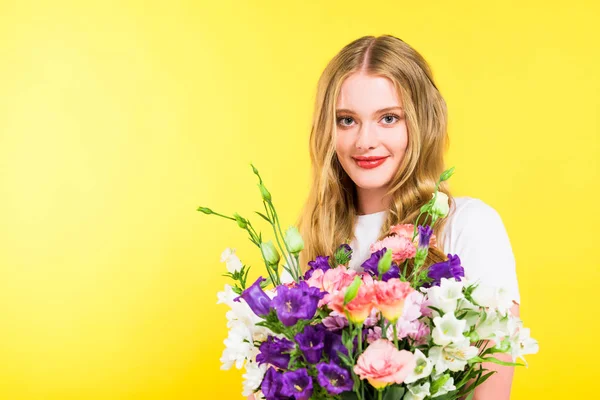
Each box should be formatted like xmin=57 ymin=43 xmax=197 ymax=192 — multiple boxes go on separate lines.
xmin=296 ymin=34 xmax=456 ymax=275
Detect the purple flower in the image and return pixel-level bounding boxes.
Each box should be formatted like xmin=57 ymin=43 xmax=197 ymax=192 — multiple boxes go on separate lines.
xmin=324 ymin=331 xmax=349 ymax=364
xmin=427 ymin=254 xmax=465 ymax=286
xmin=361 ymin=248 xmax=400 ymax=281
xmin=418 ymin=225 xmax=433 ymax=248
xmin=360 ymin=247 xmax=387 ymax=276
xmin=281 ymin=368 xmax=313 ymax=400
xmin=256 ymin=335 xmax=295 ymax=369
xmin=272 ymin=281 xmax=326 ymax=326
xmin=304 ymin=255 xmax=331 ymax=279
xmin=234 ymin=276 xmax=272 ymax=317
xmin=381 ymin=263 xmax=400 ymax=281
xmin=295 ymin=325 xmax=325 ymax=364
xmin=261 ymin=367 xmax=289 ymax=400
xmin=316 ymin=362 xmax=353 ymax=395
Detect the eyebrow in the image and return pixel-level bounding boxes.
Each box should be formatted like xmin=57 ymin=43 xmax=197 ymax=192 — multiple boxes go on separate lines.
xmin=335 ymin=106 xmax=404 ymax=116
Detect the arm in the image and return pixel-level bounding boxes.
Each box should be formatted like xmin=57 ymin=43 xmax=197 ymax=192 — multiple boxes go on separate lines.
xmin=472 ymin=302 xmax=520 ymax=400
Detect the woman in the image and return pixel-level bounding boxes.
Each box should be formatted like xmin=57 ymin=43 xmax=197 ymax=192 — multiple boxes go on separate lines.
xmin=293 ymin=35 xmax=521 ymax=399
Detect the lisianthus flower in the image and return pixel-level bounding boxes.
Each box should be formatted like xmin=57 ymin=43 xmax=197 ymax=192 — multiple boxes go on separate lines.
xmin=353 ymin=339 xmax=416 ymax=389
xmin=329 ymin=275 xmax=376 ymax=324
xmin=271 ymin=281 xmax=325 ymax=326
xmin=426 ymin=254 xmax=464 ymax=287
xmin=295 ymin=325 xmax=326 ymax=364
xmin=281 ymin=368 xmax=313 ymax=400
xmin=373 ymin=278 xmax=414 ymax=322
xmin=256 ymin=335 xmax=295 ymax=369
xmin=371 ymin=235 xmax=416 ymax=263
xmin=360 ymin=248 xmax=401 ymax=281
xmin=234 ymin=276 xmax=272 ymax=317
xmin=316 ymin=362 xmax=354 ymax=395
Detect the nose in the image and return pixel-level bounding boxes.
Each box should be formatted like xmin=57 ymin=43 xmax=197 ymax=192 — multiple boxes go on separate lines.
xmin=355 ymin=123 xmax=379 ymax=150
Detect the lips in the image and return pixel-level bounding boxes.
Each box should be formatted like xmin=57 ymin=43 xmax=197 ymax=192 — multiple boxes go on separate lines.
xmin=353 ymin=156 xmax=389 ymax=169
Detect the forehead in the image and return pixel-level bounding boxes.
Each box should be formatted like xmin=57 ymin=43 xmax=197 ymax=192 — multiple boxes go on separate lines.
xmin=336 ymin=72 xmax=402 ymax=112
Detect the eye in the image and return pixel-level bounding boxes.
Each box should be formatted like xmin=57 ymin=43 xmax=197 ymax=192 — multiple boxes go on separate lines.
xmin=381 ymin=113 xmax=400 ymax=125
xmin=336 ymin=116 xmax=355 ymax=128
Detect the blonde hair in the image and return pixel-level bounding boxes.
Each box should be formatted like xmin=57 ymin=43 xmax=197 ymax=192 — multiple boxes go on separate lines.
xmin=296 ymin=34 xmax=455 ymax=275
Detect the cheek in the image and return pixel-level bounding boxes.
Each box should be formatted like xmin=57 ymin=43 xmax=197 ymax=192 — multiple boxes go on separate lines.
xmin=385 ymin=126 xmax=409 ymax=154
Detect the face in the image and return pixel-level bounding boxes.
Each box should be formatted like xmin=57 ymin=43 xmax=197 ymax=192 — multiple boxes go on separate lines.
xmin=335 ymin=72 xmax=408 ymax=193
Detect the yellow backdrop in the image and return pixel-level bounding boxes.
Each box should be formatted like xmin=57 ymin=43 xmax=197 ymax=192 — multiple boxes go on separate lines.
xmin=0 ymin=1 xmax=598 ymax=399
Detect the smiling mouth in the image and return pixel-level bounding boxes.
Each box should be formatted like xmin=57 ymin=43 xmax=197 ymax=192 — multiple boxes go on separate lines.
xmin=353 ymin=156 xmax=389 ymax=169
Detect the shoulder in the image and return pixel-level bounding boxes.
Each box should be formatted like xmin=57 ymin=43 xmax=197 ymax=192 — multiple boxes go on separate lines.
xmin=442 ymin=196 xmax=511 ymax=252
xmin=446 ymin=196 xmax=505 ymax=233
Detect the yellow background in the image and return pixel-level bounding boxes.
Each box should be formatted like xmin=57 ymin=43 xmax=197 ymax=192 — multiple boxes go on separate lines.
xmin=0 ymin=1 xmax=598 ymax=399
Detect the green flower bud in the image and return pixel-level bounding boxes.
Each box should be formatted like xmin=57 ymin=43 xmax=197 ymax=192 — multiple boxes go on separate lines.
xmin=344 ymin=276 xmax=362 ymax=305
xmin=414 ymin=247 xmax=428 ymax=267
xmin=197 ymin=207 xmax=213 ymax=214
xmin=284 ymin=226 xmax=304 ymax=255
xmin=377 ymin=248 xmax=393 ymax=277
xmin=251 ymin=163 xmax=259 ymax=176
xmin=439 ymin=166 xmax=455 ymax=182
xmin=430 ymin=192 xmax=450 ymax=218
xmin=259 ymin=183 xmax=271 ymax=202
xmin=233 ymin=212 xmax=247 ymax=229
xmin=260 ymin=241 xmax=280 ymax=265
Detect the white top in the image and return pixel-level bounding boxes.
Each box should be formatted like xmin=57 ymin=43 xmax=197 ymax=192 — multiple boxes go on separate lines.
xmin=348 ymin=196 xmax=521 ymax=304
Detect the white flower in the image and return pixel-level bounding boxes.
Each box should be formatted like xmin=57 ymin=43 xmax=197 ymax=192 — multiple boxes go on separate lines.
xmin=431 ymin=192 xmax=450 ymax=218
xmin=404 ymin=381 xmax=431 ymax=400
xmin=475 ymin=308 xmax=510 ymax=342
xmin=507 ymin=317 xmax=539 ymax=365
xmin=431 ymin=374 xmax=456 ymax=398
xmin=217 ymin=284 xmax=238 ymax=307
xmin=457 ymin=297 xmax=481 ymax=328
xmin=432 ymin=312 xmax=467 ymax=346
xmin=471 ymin=282 xmax=514 ymax=315
xmin=425 ymin=278 xmax=465 ymax=315
xmin=242 ymin=360 xmax=267 ymax=396
xmin=429 ymin=338 xmax=479 ymax=373
xmin=220 ymin=320 xmax=253 ymax=370
xmin=405 ymin=349 xmax=433 ymax=384
xmin=220 ymin=247 xmax=244 ymax=273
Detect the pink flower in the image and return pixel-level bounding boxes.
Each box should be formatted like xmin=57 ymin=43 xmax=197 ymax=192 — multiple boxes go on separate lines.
xmin=330 ymin=276 xmax=376 ymax=324
xmin=400 ymin=291 xmax=426 ymax=322
xmin=366 ymin=326 xmax=382 ymax=344
xmin=409 ymin=321 xmax=430 ymax=345
xmin=321 ymin=311 xmax=348 ymax=331
xmin=370 ymin=235 xmax=416 ymax=263
xmin=373 ymin=278 xmax=414 ymax=322
xmin=306 ymin=265 xmax=357 ymax=307
xmin=353 ymin=339 xmax=416 ymax=389
xmin=390 ymin=223 xmax=438 ymax=247
xmin=390 ymin=223 xmax=414 ymax=239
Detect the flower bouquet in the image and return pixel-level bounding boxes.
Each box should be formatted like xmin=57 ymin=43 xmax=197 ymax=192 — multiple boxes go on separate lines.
xmin=198 ymin=165 xmax=538 ymax=400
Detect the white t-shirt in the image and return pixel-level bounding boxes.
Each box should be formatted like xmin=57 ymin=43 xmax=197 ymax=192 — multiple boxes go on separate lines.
xmin=347 ymin=196 xmax=521 ymax=304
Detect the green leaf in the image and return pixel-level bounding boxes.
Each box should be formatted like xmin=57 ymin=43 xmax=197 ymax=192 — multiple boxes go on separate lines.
xmin=255 ymin=211 xmax=271 ymax=223
xmin=483 ymin=356 xmax=524 ymax=367
xmin=383 ymin=385 xmax=405 ymax=400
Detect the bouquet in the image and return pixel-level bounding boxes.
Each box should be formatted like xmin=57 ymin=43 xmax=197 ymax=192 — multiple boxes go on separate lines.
xmin=198 ymin=165 xmax=538 ymax=400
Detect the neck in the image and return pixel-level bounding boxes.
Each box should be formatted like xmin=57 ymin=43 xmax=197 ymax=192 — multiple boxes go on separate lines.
xmin=356 ymin=186 xmax=391 ymax=215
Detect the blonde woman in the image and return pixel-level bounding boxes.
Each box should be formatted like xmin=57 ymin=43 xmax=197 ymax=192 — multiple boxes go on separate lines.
xmin=293 ymin=35 xmax=521 ymax=400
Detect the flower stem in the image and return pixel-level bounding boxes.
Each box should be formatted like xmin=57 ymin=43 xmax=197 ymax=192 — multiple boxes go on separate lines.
xmin=393 ymin=322 xmax=399 ymax=348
